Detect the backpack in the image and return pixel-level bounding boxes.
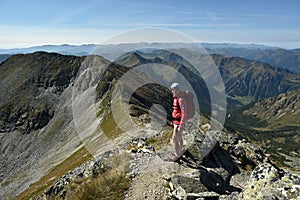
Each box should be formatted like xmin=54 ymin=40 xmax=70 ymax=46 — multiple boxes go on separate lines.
xmin=182 ymin=91 xmax=195 ymax=120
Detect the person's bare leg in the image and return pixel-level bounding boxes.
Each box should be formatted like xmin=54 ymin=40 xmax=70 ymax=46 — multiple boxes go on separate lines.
xmin=172 ymin=125 xmax=178 ymax=155
xmin=179 ymin=129 xmax=184 ymax=153
xmin=176 ymin=129 xmax=183 ymax=156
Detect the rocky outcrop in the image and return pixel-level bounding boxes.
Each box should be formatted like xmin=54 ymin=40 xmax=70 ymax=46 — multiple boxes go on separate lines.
xmin=44 ymin=151 xmax=113 ymax=199
xmin=162 ymin=129 xmax=300 ymax=200
xmin=35 ymin=126 xmax=300 ymax=200
xmin=0 ymin=105 xmax=55 ymax=134
xmin=240 ymin=163 xmax=300 ymax=200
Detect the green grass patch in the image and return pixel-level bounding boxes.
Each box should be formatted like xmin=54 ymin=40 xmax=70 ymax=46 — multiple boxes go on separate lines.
xmin=96 ymin=108 xmax=105 ymax=118
xmin=100 ymin=111 xmax=123 ymax=139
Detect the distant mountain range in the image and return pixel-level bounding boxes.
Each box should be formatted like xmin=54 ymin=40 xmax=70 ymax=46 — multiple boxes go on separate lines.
xmin=0 ymin=44 xmax=96 ymax=56
xmin=207 ymin=48 xmax=300 ymax=74
xmin=0 ymin=43 xmax=299 ymax=74
xmin=0 ymin=43 xmax=276 ymax=55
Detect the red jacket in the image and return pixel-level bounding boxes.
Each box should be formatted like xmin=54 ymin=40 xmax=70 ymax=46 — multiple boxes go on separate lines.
xmin=172 ymin=93 xmax=186 ymax=129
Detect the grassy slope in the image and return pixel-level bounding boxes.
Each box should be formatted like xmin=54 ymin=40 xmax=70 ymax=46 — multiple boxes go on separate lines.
xmin=14 ymin=146 xmax=93 ymax=200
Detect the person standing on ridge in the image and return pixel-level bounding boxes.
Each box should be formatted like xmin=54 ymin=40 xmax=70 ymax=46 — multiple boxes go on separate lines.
xmin=170 ymin=82 xmax=186 ymax=161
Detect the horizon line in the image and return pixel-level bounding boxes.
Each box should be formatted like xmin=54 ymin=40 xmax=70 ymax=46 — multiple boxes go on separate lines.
xmin=0 ymin=41 xmax=296 ymax=50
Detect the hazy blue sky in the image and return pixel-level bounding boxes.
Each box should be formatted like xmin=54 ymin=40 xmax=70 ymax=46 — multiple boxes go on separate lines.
xmin=1 ymin=0 xmax=299 ymax=49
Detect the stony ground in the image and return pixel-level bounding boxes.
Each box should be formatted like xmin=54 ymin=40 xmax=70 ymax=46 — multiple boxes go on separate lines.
xmin=32 ymin=129 xmax=300 ymax=200
xmin=124 ymin=149 xmax=171 ymax=200
xmin=125 ymin=169 xmax=166 ymax=200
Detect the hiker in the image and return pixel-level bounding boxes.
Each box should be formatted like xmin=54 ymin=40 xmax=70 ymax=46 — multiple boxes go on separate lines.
xmin=170 ymin=82 xmax=186 ymax=161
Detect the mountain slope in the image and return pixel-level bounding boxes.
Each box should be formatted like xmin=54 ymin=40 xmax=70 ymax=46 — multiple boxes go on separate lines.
xmin=0 ymin=52 xmax=83 ymax=133
xmin=243 ymin=89 xmax=300 ymax=128
xmin=0 ymin=52 xmax=87 ymax=198
xmin=212 ymin=54 xmax=300 ymax=107
xmin=225 ymin=90 xmax=300 ymax=170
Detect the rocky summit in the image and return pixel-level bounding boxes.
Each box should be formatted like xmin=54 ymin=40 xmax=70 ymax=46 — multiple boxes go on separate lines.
xmin=32 ymin=125 xmax=300 ymax=200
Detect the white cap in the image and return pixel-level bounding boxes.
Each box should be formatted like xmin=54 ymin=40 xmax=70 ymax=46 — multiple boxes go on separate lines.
xmin=171 ymin=82 xmax=180 ymax=89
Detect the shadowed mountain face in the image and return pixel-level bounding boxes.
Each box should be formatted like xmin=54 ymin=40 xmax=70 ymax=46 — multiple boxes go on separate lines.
xmin=94 ymin=56 xmax=174 ymax=124
xmin=0 ymin=52 xmax=84 ymax=134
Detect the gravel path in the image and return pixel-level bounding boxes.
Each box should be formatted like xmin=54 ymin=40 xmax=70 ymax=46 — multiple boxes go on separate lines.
xmin=124 ymin=150 xmax=173 ymax=200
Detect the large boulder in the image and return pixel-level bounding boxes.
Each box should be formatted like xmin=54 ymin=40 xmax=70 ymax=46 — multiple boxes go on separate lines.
xmin=240 ymin=163 xmax=300 ymax=200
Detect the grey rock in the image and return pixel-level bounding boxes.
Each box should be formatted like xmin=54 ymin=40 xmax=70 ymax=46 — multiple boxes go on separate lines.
xmin=240 ymin=163 xmax=300 ymax=199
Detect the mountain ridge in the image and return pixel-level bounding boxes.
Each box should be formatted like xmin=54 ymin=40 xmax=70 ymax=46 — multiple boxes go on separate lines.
xmin=0 ymin=51 xmax=84 ymax=133
xmin=207 ymin=47 xmax=300 ymax=74
xmin=1 ymin=43 xmax=299 ymax=74
xmin=0 ymin=52 xmax=86 ymax=198
xmin=0 ymin=51 xmax=299 ymax=199
xmin=243 ymin=89 xmax=300 ymax=128
xmin=212 ymin=54 xmax=300 ymax=106
xmin=0 ymin=42 xmax=278 ymax=55
xmin=114 ymin=50 xmax=300 ymax=109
